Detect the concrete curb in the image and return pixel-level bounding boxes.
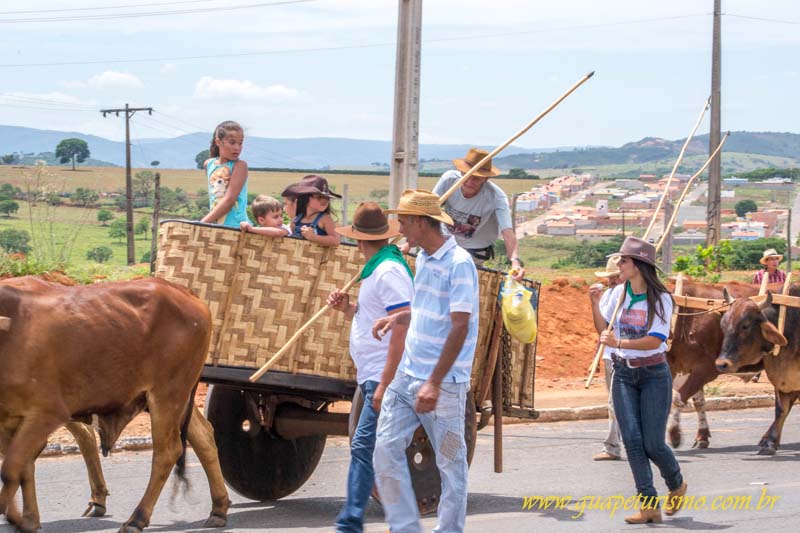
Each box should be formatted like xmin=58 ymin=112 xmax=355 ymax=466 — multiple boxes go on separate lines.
xmin=532 ymin=394 xmax=775 ymax=423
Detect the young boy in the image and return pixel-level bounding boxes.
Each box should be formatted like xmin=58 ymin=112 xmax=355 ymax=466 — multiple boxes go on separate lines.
xmin=240 ymin=194 xmax=291 ymax=237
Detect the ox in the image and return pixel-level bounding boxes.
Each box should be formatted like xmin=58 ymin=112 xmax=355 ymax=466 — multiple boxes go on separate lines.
xmin=716 ymin=287 xmax=799 ymax=455
xmin=667 ymin=280 xmax=765 ymax=449
xmin=0 ymin=276 xmax=227 ymax=532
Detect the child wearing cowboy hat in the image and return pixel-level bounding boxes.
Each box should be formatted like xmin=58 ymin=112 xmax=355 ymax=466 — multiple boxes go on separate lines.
xmin=753 ymin=248 xmax=786 ymax=285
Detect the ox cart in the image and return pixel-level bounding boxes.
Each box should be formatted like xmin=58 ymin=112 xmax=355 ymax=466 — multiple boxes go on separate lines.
xmin=154 ymin=220 xmax=540 ymax=512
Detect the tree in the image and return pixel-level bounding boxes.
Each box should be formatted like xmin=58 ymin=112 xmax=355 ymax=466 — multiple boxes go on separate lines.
xmin=108 ymin=219 xmax=127 ymax=243
xmin=86 ymin=246 xmax=113 ymax=263
xmin=735 ymin=199 xmax=758 ymax=218
xmin=135 ymin=217 xmax=150 ymax=238
xmin=133 ymin=171 xmax=154 ymax=205
xmin=508 ymin=168 xmax=528 ymax=179
xmin=71 ymin=187 xmax=100 ymax=207
xmin=150 ymin=160 xmax=160 ymax=168
xmin=97 ymin=209 xmax=114 ymax=226
xmin=0 ymin=228 xmax=30 ymax=253
xmin=195 ymin=149 xmax=210 ymax=169
xmin=55 ymin=138 xmax=90 ymax=171
xmin=0 ymin=199 xmax=19 ymax=217
xmin=1 ymin=154 xmax=18 ymax=165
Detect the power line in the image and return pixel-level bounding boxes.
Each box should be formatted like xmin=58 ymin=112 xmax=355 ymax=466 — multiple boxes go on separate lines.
xmin=0 ymin=0 xmax=221 ymax=16
xmin=0 ymin=13 xmax=710 ymax=68
xmin=0 ymin=0 xmax=316 ymax=23
xmin=724 ymin=13 xmax=800 ymax=25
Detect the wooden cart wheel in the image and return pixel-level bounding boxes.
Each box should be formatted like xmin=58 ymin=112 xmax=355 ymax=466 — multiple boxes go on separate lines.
xmin=349 ymin=387 xmax=478 ymax=515
xmin=206 ymin=385 xmax=326 ymax=501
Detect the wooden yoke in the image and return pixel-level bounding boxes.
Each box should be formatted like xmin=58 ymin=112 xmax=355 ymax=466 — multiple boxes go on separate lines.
xmin=772 ymin=272 xmax=793 ymax=356
xmin=667 ymin=274 xmax=685 ymax=350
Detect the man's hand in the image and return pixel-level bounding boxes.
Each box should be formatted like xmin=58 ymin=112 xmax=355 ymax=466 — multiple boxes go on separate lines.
xmin=327 ymin=289 xmax=349 ymax=313
xmin=415 ymin=380 xmax=440 ymax=413
xmin=372 ymin=382 xmax=387 ymax=412
xmin=510 ymin=264 xmax=525 ymax=281
xmin=372 ymin=314 xmax=396 ymax=340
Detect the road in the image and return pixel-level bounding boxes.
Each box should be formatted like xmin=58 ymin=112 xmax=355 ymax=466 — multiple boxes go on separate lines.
xmin=12 ymin=406 xmax=800 ymax=532
xmin=515 ymin=182 xmax=609 ymax=239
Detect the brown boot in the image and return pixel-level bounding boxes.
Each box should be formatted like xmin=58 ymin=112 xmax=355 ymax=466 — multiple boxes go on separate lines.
xmin=624 ymin=507 xmax=662 ymax=524
xmin=664 ymin=481 xmax=688 ymax=516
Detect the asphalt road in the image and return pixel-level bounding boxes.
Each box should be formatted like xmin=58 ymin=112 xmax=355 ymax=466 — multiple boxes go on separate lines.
xmin=6 ymin=406 xmax=800 ymax=533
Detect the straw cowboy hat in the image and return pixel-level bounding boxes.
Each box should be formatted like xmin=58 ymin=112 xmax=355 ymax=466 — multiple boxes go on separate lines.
xmin=759 ymin=248 xmax=783 ymax=265
xmin=283 ymin=174 xmax=342 ymax=199
xmin=385 ymin=189 xmax=454 ymax=225
xmin=594 ymin=257 xmax=621 ymax=278
xmin=336 ymin=202 xmax=400 ymax=241
xmin=608 ymin=236 xmax=659 ymax=268
xmin=453 ymin=148 xmax=501 ymax=178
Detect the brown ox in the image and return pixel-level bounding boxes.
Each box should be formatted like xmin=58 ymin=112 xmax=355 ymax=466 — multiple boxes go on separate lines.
xmin=667 ymin=280 xmax=765 ymax=448
xmin=0 ymin=277 xmax=227 ymax=532
xmin=715 ymin=287 xmax=799 ymax=455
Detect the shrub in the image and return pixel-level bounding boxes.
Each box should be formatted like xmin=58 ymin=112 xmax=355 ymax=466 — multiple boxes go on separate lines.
xmin=0 ymin=228 xmax=31 ymax=253
xmin=86 ymin=246 xmax=113 ymax=263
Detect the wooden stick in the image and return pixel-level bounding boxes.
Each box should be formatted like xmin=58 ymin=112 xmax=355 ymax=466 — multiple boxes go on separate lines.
xmin=439 ymin=71 xmax=595 ymax=204
xmin=667 ymin=273 xmax=685 ymax=351
xmin=643 ymin=97 xmax=710 ymax=239
xmin=585 ymin=287 xmax=626 ymax=388
xmin=656 ymin=132 xmax=730 ymax=251
xmin=493 ymin=342 xmax=504 ymax=473
xmin=772 ymin=272 xmax=793 ymax=356
xmin=249 ymin=273 xmax=361 ymax=382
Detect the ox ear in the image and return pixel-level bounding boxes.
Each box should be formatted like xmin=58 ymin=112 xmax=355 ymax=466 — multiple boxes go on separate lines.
xmin=761 ymin=321 xmax=788 ymax=348
xmin=723 ymin=287 xmax=735 ymax=305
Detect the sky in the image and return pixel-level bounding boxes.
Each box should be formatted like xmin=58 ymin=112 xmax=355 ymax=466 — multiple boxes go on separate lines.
xmin=1 ymin=0 xmax=798 ymax=149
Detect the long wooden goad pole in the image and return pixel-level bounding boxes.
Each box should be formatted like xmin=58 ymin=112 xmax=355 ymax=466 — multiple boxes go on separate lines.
xmin=250 ymin=72 xmax=596 ymax=383
xmin=643 ymin=97 xmax=711 ymax=240
xmin=439 ymin=71 xmax=595 ymax=204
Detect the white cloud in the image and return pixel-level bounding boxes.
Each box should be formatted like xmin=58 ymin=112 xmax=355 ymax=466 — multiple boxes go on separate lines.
xmin=160 ymin=63 xmax=176 ymax=74
xmin=193 ymin=76 xmax=303 ymax=102
xmin=60 ymin=70 xmax=144 ymax=89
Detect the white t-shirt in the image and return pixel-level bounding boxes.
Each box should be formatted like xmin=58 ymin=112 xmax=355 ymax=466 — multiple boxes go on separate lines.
xmin=350 ymin=260 xmax=414 ymax=384
xmin=600 ymin=283 xmax=673 ymax=359
xmin=599 ymin=288 xmax=617 ymax=361
xmin=432 ymin=170 xmax=513 ymax=250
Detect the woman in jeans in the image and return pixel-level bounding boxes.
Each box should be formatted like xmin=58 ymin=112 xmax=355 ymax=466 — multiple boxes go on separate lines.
xmin=590 ymin=236 xmax=688 ymax=524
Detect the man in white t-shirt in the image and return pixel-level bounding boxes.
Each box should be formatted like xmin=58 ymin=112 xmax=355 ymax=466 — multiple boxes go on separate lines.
xmin=327 ymin=202 xmax=414 ymax=533
xmin=433 ymin=147 xmax=524 ymax=280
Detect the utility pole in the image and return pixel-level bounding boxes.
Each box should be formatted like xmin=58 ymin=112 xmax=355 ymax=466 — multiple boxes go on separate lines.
xmin=389 ymin=0 xmax=422 ymax=210
xmin=101 ymin=104 xmax=153 ymax=265
xmin=706 ymin=0 xmax=722 ymax=247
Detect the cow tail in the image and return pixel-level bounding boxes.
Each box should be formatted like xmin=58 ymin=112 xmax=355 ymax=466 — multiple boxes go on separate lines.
xmin=174 ymin=383 xmax=197 ymax=489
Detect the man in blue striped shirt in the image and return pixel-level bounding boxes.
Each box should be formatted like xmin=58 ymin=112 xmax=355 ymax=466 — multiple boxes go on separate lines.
xmin=373 ymin=189 xmax=479 ymax=533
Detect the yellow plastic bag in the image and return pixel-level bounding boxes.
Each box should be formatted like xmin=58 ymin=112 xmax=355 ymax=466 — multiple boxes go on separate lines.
xmin=501 ymin=275 xmax=538 ymax=344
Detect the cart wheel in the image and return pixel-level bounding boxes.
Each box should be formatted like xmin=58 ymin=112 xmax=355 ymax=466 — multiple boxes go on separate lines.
xmin=206 ymin=385 xmax=326 ymax=501
xmin=349 ymin=386 xmax=477 ymax=515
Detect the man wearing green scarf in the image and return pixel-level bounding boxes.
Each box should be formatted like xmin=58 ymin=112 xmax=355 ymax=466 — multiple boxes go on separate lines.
xmin=327 ymin=201 xmax=414 ymax=533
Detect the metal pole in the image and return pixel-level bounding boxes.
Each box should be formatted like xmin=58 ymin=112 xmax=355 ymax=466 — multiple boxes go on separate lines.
xmin=389 ymin=0 xmax=422 ymax=210
xmin=706 ymin=0 xmax=722 ymax=246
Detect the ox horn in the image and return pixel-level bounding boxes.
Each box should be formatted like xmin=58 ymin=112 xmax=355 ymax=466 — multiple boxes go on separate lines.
xmin=758 ymin=291 xmax=773 ymax=311
xmin=723 ymin=287 xmax=735 ymax=305
xmin=0 ymin=316 xmax=10 ymax=331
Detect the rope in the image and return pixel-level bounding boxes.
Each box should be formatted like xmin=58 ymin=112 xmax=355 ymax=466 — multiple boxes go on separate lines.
xmin=673 ymin=302 xmax=731 ymax=316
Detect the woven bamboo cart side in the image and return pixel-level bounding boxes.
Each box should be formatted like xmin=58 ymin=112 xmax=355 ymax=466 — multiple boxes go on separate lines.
xmin=155 ymin=220 xmax=539 ymax=407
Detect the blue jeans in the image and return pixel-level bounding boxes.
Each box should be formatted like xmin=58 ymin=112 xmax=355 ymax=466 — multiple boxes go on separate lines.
xmin=336 ymin=380 xmax=380 ymax=533
xmin=373 ymin=373 xmax=468 ymax=533
xmin=612 ymin=360 xmax=683 ymax=501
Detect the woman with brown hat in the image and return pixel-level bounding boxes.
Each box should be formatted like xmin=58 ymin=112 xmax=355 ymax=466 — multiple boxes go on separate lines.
xmin=753 ymin=248 xmax=786 ymax=285
xmin=432 ymin=147 xmax=524 ymax=280
xmin=589 ymin=236 xmax=687 ymax=524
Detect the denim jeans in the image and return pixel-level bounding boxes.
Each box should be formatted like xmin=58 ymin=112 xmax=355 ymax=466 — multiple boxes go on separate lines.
xmin=612 ymin=360 xmax=683 ymax=501
xmin=335 ymin=380 xmax=380 ymax=533
xmin=373 ymin=372 xmax=468 ymax=533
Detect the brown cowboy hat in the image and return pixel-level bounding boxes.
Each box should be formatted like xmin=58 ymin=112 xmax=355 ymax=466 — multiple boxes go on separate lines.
xmin=385 ymin=189 xmax=454 ymax=225
xmin=607 ymin=236 xmax=659 ymax=268
xmin=453 ymin=148 xmax=501 ymax=178
xmin=336 ymin=202 xmax=400 ymax=241
xmin=759 ymin=248 xmax=783 ymax=265
xmin=594 ymin=256 xmax=621 ymax=278
xmin=283 ymin=174 xmax=342 ymax=199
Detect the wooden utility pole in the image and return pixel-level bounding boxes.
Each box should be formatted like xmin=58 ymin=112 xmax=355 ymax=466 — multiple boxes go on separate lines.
xmin=101 ymin=104 xmax=153 ymax=265
xmin=389 ymin=0 xmax=422 ymax=210
xmin=706 ymin=0 xmax=722 ymax=246
xmin=149 ymin=171 xmax=161 ymax=275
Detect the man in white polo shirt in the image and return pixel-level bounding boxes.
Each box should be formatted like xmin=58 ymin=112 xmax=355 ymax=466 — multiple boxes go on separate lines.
xmin=327 ymin=202 xmax=414 ymax=533
xmin=373 ymin=189 xmax=479 ymax=533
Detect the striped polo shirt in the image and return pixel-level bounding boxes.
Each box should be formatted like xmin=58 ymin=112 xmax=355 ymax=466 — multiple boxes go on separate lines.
xmin=398 ymin=236 xmax=480 ymax=383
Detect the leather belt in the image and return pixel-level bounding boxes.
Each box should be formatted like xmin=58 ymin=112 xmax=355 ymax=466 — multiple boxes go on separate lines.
xmin=612 ymin=352 xmax=666 ymax=368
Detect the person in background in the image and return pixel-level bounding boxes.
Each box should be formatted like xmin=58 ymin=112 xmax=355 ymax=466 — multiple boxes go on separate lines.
xmin=327 ymin=202 xmax=414 ymax=533
xmin=753 ymin=248 xmax=786 ymax=284
xmin=432 ymin=147 xmax=524 ymax=280
xmin=590 ymin=236 xmax=687 ymax=524
xmin=284 ymin=174 xmax=340 ymax=246
xmin=589 ymin=257 xmax=624 ymax=461
xmin=240 ymin=195 xmax=291 ymax=237
xmin=201 ymin=120 xmax=251 ymax=227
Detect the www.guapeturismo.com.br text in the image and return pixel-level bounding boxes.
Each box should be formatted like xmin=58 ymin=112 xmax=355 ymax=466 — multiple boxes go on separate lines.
xmin=521 ymin=487 xmax=780 ymax=519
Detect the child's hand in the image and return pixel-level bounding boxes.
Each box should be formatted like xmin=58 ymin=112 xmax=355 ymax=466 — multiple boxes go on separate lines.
xmin=327 ymin=290 xmax=349 ymax=312
xmin=300 ymin=226 xmax=315 ymax=241
xmin=240 ymin=221 xmax=252 ymax=232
